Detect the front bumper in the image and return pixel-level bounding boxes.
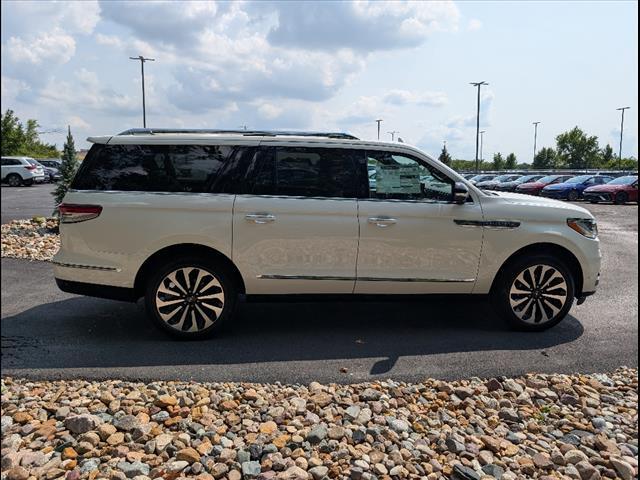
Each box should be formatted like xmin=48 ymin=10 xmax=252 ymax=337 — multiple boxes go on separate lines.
xmin=540 ymin=190 xmax=568 ymax=199
xmin=583 ymin=192 xmax=612 ymax=202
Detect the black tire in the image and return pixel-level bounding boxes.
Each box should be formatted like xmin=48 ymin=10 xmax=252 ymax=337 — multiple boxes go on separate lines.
xmin=144 ymin=256 xmax=237 ymax=339
xmin=567 ymin=190 xmax=579 ymax=202
xmin=491 ymin=254 xmax=575 ymax=332
xmin=589 ymin=199 xmax=598 ymax=204
xmin=614 ymin=191 xmax=628 ymax=205
xmin=24 ymin=179 xmax=34 ymax=186
xmin=6 ymin=174 xmax=22 ymax=187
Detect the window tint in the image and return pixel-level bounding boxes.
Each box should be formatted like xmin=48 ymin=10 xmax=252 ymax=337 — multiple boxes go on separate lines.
xmin=212 ymin=146 xmax=260 ymax=194
xmin=366 ymin=151 xmax=453 ymax=202
xmin=72 ymin=144 xmax=232 ymax=192
xmin=251 ymin=147 xmax=362 ymax=198
xmin=1 ymin=158 xmax=21 ymax=166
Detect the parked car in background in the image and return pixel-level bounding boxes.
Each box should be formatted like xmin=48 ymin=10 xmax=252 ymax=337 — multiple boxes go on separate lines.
xmin=541 ymin=175 xmax=613 ymax=201
xmin=1 ymin=156 xmax=46 ymax=186
xmin=516 ymin=175 xmax=573 ymax=196
xmin=54 ymin=128 xmax=601 ymax=339
xmin=494 ymin=174 xmax=544 ymax=192
xmin=583 ymin=175 xmax=638 ymax=204
xmin=475 ymin=174 xmax=523 ymax=190
xmin=468 ymin=174 xmax=496 ymax=185
xmin=38 ymin=159 xmax=62 ymax=182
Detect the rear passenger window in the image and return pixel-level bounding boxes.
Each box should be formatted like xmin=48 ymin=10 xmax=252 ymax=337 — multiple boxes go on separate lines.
xmin=72 ymin=144 xmax=232 ymax=192
xmin=251 ymin=147 xmax=363 ymax=198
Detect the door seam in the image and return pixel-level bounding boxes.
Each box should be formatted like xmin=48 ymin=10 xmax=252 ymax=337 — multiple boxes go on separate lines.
xmin=352 ymin=199 xmax=360 ymax=294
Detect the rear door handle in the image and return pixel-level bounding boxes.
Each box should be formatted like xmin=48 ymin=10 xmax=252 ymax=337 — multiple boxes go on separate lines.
xmin=368 ymin=217 xmax=397 ymax=227
xmin=245 ymin=213 xmax=276 ymax=224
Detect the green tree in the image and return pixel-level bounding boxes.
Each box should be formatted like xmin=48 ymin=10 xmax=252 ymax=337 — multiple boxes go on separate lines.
xmin=492 ymin=152 xmax=504 ymax=170
xmin=53 ymin=126 xmax=79 ymax=205
xmin=555 ymin=127 xmax=600 ymax=169
xmin=533 ymin=147 xmax=556 ymax=169
xmin=0 ymin=109 xmax=58 ymax=157
xmin=599 ymin=144 xmax=615 ymax=166
xmin=438 ymin=144 xmax=452 ymax=166
xmin=1 ymin=109 xmax=24 ymax=155
xmin=505 ymin=153 xmax=517 ymax=169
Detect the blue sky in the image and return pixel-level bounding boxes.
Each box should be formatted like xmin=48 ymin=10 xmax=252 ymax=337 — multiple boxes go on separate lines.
xmin=1 ymin=1 xmax=637 ymax=162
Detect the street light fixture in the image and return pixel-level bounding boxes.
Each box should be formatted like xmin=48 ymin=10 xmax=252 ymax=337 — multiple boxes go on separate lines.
xmin=375 ymin=119 xmax=383 ymax=140
xmin=470 ymin=81 xmax=489 ymax=173
xmin=616 ymin=107 xmax=630 ymax=169
xmin=129 ymin=55 xmax=155 ymax=128
xmin=532 ymin=121 xmax=541 ymax=162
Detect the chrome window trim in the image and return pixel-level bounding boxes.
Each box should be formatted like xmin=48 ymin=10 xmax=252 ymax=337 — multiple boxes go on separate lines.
xmin=454 ymin=219 xmax=521 ymax=229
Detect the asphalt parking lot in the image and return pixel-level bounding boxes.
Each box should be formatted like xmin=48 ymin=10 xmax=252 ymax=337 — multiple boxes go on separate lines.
xmin=1 ymin=185 xmax=638 ymax=383
xmin=1 ymin=183 xmax=57 ymax=223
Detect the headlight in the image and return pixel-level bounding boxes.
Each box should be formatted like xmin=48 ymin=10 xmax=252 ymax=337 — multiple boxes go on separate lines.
xmin=567 ymin=218 xmax=598 ymax=239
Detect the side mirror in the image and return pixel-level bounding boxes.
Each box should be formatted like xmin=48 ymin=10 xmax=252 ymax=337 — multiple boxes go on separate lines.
xmin=453 ymin=182 xmax=469 ymax=204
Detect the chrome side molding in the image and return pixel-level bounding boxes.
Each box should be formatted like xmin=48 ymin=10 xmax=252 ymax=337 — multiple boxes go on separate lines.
xmin=52 ymin=261 xmax=121 ymax=272
xmin=454 ymin=219 xmax=521 ymax=229
xmin=257 ymin=274 xmax=474 ymax=283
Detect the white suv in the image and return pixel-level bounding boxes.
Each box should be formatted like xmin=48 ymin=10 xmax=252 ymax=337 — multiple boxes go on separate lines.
xmin=54 ymin=129 xmax=601 ymax=339
xmin=1 ymin=156 xmax=46 ymax=186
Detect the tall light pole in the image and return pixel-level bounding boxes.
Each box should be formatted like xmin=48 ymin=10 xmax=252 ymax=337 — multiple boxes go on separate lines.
xmin=532 ymin=121 xmax=541 ymax=162
xmin=129 ymin=55 xmax=155 ymax=128
xmin=387 ymin=131 xmax=399 ymax=142
xmin=616 ymin=107 xmax=630 ymax=169
xmin=375 ymin=119 xmax=383 ymax=140
xmin=479 ymin=130 xmax=486 ymax=164
xmin=470 ymin=81 xmax=488 ymax=173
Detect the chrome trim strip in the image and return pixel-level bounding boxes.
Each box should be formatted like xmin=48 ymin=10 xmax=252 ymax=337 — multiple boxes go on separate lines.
xmin=52 ymin=261 xmax=121 ymax=272
xmin=257 ymin=274 xmax=356 ymax=281
xmin=454 ymin=219 xmax=520 ymax=229
xmin=257 ymin=274 xmax=474 ymax=283
xmin=358 ymin=277 xmax=475 ymax=283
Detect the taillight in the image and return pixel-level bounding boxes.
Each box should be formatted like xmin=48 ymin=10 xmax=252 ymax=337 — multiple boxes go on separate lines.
xmin=24 ymin=164 xmax=37 ymax=171
xmin=58 ymin=204 xmax=103 ymax=223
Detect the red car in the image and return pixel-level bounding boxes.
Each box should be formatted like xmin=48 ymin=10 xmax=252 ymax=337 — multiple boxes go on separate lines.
xmin=583 ymin=175 xmax=638 ymax=204
xmin=515 ymin=174 xmax=573 ymax=196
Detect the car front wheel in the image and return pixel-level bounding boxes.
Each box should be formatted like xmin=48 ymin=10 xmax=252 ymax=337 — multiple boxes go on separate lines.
xmin=491 ymin=255 xmax=575 ymax=331
xmin=614 ymin=191 xmax=628 ymax=205
xmin=144 ymin=257 xmax=237 ymax=339
xmin=568 ymin=190 xmax=579 ymax=201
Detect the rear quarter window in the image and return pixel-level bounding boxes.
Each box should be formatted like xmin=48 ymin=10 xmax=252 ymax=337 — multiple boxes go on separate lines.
xmin=72 ymin=144 xmax=233 ymax=193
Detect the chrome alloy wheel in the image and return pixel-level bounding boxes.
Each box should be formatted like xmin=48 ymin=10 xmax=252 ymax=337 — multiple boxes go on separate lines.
xmin=509 ymin=264 xmax=568 ymax=324
xmin=154 ymin=267 xmax=225 ymax=332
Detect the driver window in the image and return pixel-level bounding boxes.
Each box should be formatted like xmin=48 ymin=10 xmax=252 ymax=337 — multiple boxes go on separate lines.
xmin=366 ymin=151 xmax=453 ymax=202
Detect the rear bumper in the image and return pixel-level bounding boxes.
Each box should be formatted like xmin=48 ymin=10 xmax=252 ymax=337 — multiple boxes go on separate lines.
xmin=55 ymin=278 xmax=138 ymax=302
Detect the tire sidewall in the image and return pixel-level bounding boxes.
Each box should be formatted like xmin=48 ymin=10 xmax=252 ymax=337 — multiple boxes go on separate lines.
xmin=7 ymin=174 xmax=22 ymax=187
xmin=144 ymin=256 xmax=236 ymax=340
xmin=568 ymin=190 xmax=579 ymax=201
xmin=492 ymin=255 xmax=575 ymax=331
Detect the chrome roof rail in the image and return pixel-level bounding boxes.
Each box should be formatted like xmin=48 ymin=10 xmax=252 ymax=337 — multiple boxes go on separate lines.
xmin=116 ymin=128 xmax=359 ymax=140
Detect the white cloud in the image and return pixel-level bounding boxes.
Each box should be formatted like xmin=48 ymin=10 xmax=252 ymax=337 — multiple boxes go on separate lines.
xmin=1 ymin=1 xmax=100 ymax=36
xmin=383 ymin=89 xmax=448 ymax=107
xmin=95 ymin=33 xmax=123 ymax=48
xmin=6 ymin=30 xmax=76 ymax=65
xmin=1 ymin=76 xmax=30 ymax=102
xmin=467 ymin=18 xmax=482 ymax=31
xmin=67 ymin=115 xmax=91 ymax=130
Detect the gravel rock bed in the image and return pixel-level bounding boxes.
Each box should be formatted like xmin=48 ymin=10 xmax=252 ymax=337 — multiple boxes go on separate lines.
xmin=1 ymin=218 xmax=60 ymax=262
xmin=1 ymin=369 xmax=637 ymax=480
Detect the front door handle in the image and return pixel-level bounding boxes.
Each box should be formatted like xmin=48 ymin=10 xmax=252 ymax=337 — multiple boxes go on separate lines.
xmin=245 ymin=213 xmax=276 ymax=224
xmin=368 ymin=217 xmax=397 ymax=227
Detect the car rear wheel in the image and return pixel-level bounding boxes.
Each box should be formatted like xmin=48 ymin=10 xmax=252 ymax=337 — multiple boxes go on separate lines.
xmin=614 ymin=191 xmax=628 ymax=205
xmin=491 ymin=255 xmax=575 ymax=331
xmin=144 ymin=256 xmax=237 ymax=339
xmin=6 ymin=174 xmax=22 ymax=187
xmin=568 ymin=190 xmax=579 ymax=202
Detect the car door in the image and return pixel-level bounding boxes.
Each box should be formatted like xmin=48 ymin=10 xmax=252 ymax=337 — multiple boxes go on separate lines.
xmin=630 ymin=180 xmax=639 ymax=201
xmin=232 ymin=144 xmax=363 ymax=294
xmin=355 ymin=149 xmax=484 ymax=294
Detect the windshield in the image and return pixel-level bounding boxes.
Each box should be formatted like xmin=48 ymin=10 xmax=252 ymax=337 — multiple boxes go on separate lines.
xmin=27 ymin=159 xmax=41 ymax=166
xmin=608 ymin=176 xmax=638 ymax=185
xmin=516 ymin=175 xmax=541 ymax=183
xmin=538 ymin=175 xmax=562 ymax=183
xmin=470 ymin=174 xmax=494 ymax=182
xmin=566 ymin=175 xmax=592 ymax=184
